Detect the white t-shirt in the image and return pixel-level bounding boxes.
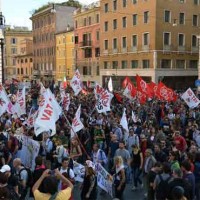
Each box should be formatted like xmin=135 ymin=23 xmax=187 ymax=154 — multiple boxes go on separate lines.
xmin=60 ymin=167 xmax=75 ymax=179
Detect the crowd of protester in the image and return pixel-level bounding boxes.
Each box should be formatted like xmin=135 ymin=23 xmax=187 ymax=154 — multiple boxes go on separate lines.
xmin=0 ymin=81 xmax=200 ymax=200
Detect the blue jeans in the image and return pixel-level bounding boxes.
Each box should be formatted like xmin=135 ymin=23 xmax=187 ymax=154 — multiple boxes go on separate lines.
xmin=132 ymin=166 xmax=142 ymax=187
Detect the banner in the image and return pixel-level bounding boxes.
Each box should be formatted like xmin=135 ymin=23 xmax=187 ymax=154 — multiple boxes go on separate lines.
xmin=94 ymin=84 xmax=113 ymax=113
xmin=181 ymin=88 xmax=200 ymax=108
xmin=71 ymin=105 xmax=84 ymax=138
xmin=62 ymin=93 xmax=70 ymax=111
xmin=0 ymin=84 xmax=10 ymax=117
xmin=73 ymin=161 xmax=85 ymax=182
xmin=70 ymin=69 xmax=83 ymax=96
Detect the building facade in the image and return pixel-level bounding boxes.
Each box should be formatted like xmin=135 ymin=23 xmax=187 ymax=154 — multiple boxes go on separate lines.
xmin=74 ymin=2 xmax=100 ymax=84
xmin=55 ymin=29 xmax=74 ymax=83
xmin=31 ymin=4 xmax=76 ymax=85
xmin=4 ymin=26 xmax=32 ymax=80
xmin=15 ymin=39 xmax=33 ymax=81
xmin=100 ymin=0 xmax=199 ymax=89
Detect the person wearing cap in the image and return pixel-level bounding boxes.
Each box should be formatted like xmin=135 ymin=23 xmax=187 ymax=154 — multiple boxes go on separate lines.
xmin=0 ymin=164 xmax=20 ymax=197
xmin=80 ymin=160 xmax=97 ymax=200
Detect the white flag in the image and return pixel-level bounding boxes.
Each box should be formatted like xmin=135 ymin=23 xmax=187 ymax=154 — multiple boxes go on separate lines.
xmin=108 ymin=77 xmax=113 ymax=92
xmin=71 ymin=105 xmax=84 ymax=138
xmin=94 ymin=83 xmax=113 ymax=113
xmin=16 ymin=87 xmax=26 ymax=116
xmin=132 ymin=111 xmax=137 ymax=123
xmin=27 ymin=109 xmax=38 ymax=128
xmin=70 ymin=69 xmax=83 ymax=96
xmin=0 ymin=85 xmax=10 ymax=117
xmin=181 ymin=88 xmax=200 ymax=108
xmin=120 ymin=108 xmax=129 ymax=133
xmin=34 ymin=91 xmax=61 ymax=136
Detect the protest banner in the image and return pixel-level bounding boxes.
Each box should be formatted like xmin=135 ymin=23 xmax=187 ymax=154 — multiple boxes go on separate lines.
xmin=0 ymin=84 xmax=10 ymax=117
xmin=70 ymin=69 xmax=83 ymax=96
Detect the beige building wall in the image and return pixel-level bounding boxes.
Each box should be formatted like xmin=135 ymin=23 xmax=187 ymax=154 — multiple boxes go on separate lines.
xmin=4 ymin=27 xmax=32 ymax=80
xmin=99 ymin=0 xmax=199 ymax=89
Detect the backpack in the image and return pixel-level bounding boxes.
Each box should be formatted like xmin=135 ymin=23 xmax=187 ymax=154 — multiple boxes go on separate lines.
xmin=19 ymin=167 xmax=33 ymax=188
xmin=59 ymin=167 xmax=75 ymax=185
xmin=155 ymin=174 xmax=172 ymax=200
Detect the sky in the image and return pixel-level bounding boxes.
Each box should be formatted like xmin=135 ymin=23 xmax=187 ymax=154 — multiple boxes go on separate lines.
xmin=1 ymin=0 xmax=95 ymax=30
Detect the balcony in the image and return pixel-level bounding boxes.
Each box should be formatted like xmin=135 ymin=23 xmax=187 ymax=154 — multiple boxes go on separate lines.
xmin=80 ymin=41 xmax=92 ymax=48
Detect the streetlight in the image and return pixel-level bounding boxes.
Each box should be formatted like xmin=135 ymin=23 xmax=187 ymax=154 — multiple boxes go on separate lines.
xmin=0 ymin=11 xmax=5 ymax=84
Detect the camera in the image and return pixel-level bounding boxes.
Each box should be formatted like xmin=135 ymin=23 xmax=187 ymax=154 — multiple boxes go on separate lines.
xmin=48 ymin=170 xmax=55 ymax=176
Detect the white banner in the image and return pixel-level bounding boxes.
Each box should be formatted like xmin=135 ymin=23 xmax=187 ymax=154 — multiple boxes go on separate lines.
xmin=94 ymin=84 xmax=113 ymax=113
xmin=108 ymin=77 xmax=113 ymax=92
xmin=120 ymin=108 xmax=128 ymax=133
xmin=70 ymin=69 xmax=82 ymax=96
xmin=62 ymin=93 xmax=70 ymax=111
xmin=71 ymin=105 xmax=84 ymax=137
xmin=0 ymin=85 xmax=10 ymax=117
xmin=181 ymin=88 xmax=200 ymax=108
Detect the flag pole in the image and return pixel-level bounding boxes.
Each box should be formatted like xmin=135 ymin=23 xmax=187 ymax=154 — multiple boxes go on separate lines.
xmin=62 ymin=112 xmax=90 ymax=158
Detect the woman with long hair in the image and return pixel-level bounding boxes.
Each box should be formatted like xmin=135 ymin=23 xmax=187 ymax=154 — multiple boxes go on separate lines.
xmin=80 ymin=160 xmax=97 ymax=200
xmin=113 ymin=156 xmax=126 ymax=200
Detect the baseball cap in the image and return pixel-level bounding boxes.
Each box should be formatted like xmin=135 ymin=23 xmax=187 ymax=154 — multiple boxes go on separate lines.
xmin=0 ymin=165 xmax=11 ymax=173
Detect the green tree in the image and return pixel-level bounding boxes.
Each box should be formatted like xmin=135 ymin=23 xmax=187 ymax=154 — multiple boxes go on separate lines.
xmin=61 ymin=0 xmax=82 ymax=8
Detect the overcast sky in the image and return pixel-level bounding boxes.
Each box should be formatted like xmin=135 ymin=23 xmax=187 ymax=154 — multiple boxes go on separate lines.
xmin=2 ymin=0 xmax=95 ymax=29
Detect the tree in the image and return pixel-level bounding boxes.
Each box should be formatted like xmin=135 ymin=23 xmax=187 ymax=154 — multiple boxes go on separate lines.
xmin=61 ymin=0 xmax=82 ymax=8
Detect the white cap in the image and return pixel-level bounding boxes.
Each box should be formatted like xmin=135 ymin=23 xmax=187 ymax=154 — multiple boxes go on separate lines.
xmin=0 ymin=165 xmax=11 ymax=173
xmin=85 ymin=160 xmax=95 ymax=170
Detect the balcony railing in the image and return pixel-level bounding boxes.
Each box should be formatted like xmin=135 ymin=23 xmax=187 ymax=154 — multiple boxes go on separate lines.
xmin=80 ymin=41 xmax=92 ymax=48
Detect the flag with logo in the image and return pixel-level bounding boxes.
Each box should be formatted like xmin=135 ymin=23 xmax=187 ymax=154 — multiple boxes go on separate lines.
xmin=70 ymin=69 xmax=83 ymax=96
xmin=181 ymin=88 xmax=200 ymax=108
xmin=62 ymin=93 xmax=70 ymax=111
xmin=71 ymin=105 xmax=84 ymax=138
xmin=16 ymin=87 xmax=26 ymax=116
xmin=123 ymin=81 xmax=137 ymax=100
xmin=94 ymin=83 xmax=113 ymax=113
xmin=136 ymin=74 xmax=151 ymax=98
xmin=108 ymin=77 xmax=113 ymax=92
xmin=0 ymin=84 xmax=10 ymax=117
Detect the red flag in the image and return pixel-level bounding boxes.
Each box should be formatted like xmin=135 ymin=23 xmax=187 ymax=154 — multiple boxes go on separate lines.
xmin=137 ymin=90 xmax=147 ymax=104
xmin=122 ymin=76 xmax=131 ymax=88
xmin=114 ymin=92 xmax=123 ymax=103
xmin=136 ymin=75 xmax=151 ymax=97
xmin=148 ymin=81 xmax=157 ymax=97
xmin=81 ymin=88 xmax=88 ymax=95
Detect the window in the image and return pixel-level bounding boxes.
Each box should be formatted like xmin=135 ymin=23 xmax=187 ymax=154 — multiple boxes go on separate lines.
xmin=143 ymin=60 xmax=150 ymax=68
xmin=122 ymin=0 xmax=127 ymax=7
xmin=122 ymin=17 xmax=127 ymax=28
xmin=11 ymin=48 xmax=17 ymax=54
xmin=95 ymin=48 xmax=100 ymax=57
xmin=83 ymin=66 xmax=87 ymax=75
xmin=104 ymin=21 xmax=108 ymax=32
xmin=96 ymin=31 xmax=100 ymax=41
xmin=180 ymin=0 xmax=185 ymax=3
xmin=194 ymin=0 xmax=199 ymax=5
xmin=84 ymin=18 xmax=87 ymax=26
xmin=161 ymin=59 xmax=171 ymax=68
xmin=178 ymin=34 xmax=185 ymax=46
xmin=113 ymin=19 xmax=117 ymax=29
xmin=176 ymin=60 xmax=185 ymax=68
xmin=143 ymin=33 xmax=149 ymax=46
xmin=75 ymin=20 xmax=78 ymax=28
xmin=96 ymin=66 xmax=100 ymax=76
xmin=122 ymin=37 xmax=127 ymax=48
xmin=112 ymin=61 xmax=118 ymax=69
xmin=30 ymin=58 xmax=33 ymax=62
xmin=104 ymin=3 xmax=108 ymax=13
xmin=113 ymin=38 xmax=118 ymax=49
xmin=164 ymin=10 xmax=171 ymax=23
xmin=96 ymin=14 xmax=99 ymax=23
xmin=132 ymin=14 xmax=137 ymax=25
xmin=25 ymin=59 xmax=28 ymax=63
xmin=179 ymin=13 xmax=185 ymax=24
xmin=133 ymin=0 xmax=137 ymax=4
xmin=193 ymin=15 xmax=198 ymax=26
xmin=11 ymin=38 xmax=17 ymax=44
xmin=104 ymin=61 xmax=108 ymax=69
xmin=131 ymin=60 xmax=138 ymax=68
xmin=163 ymin=32 xmax=171 ymax=45
xmin=113 ymin=0 xmax=117 ymax=10
xmin=189 ymin=60 xmax=198 ymax=68
xmin=192 ymin=35 xmax=197 ymax=47
xmin=84 ymin=48 xmax=92 ymax=58
xmin=12 ymin=59 xmax=16 ymax=66
xmin=104 ymin=40 xmax=108 ymax=50
xmin=132 ymin=35 xmax=137 ymax=47
xmin=21 ymin=68 xmax=24 ymax=74
xmin=121 ymin=60 xmax=127 ymax=69
xmin=144 ymin=11 xmax=149 ymax=23
xmin=21 ymin=59 xmax=24 ymax=63
xmin=17 ymin=68 xmax=20 ymax=75
xmin=88 ymin=17 xmax=92 ymax=25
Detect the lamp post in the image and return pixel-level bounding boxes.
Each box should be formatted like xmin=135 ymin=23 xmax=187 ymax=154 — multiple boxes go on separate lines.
xmin=0 ymin=10 xmax=5 ymax=84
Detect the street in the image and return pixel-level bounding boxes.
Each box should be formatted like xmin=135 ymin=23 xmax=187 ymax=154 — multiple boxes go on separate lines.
xmin=73 ymin=183 xmax=145 ymax=200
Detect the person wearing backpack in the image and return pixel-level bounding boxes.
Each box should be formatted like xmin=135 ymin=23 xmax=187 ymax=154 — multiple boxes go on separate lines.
xmin=13 ymin=158 xmax=30 ymax=199
xmin=153 ymin=162 xmax=172 ymax=200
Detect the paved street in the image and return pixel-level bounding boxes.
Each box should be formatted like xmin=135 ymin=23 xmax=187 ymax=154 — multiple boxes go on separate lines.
xmin=73 ymin=183 xmax=145 ymax=200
